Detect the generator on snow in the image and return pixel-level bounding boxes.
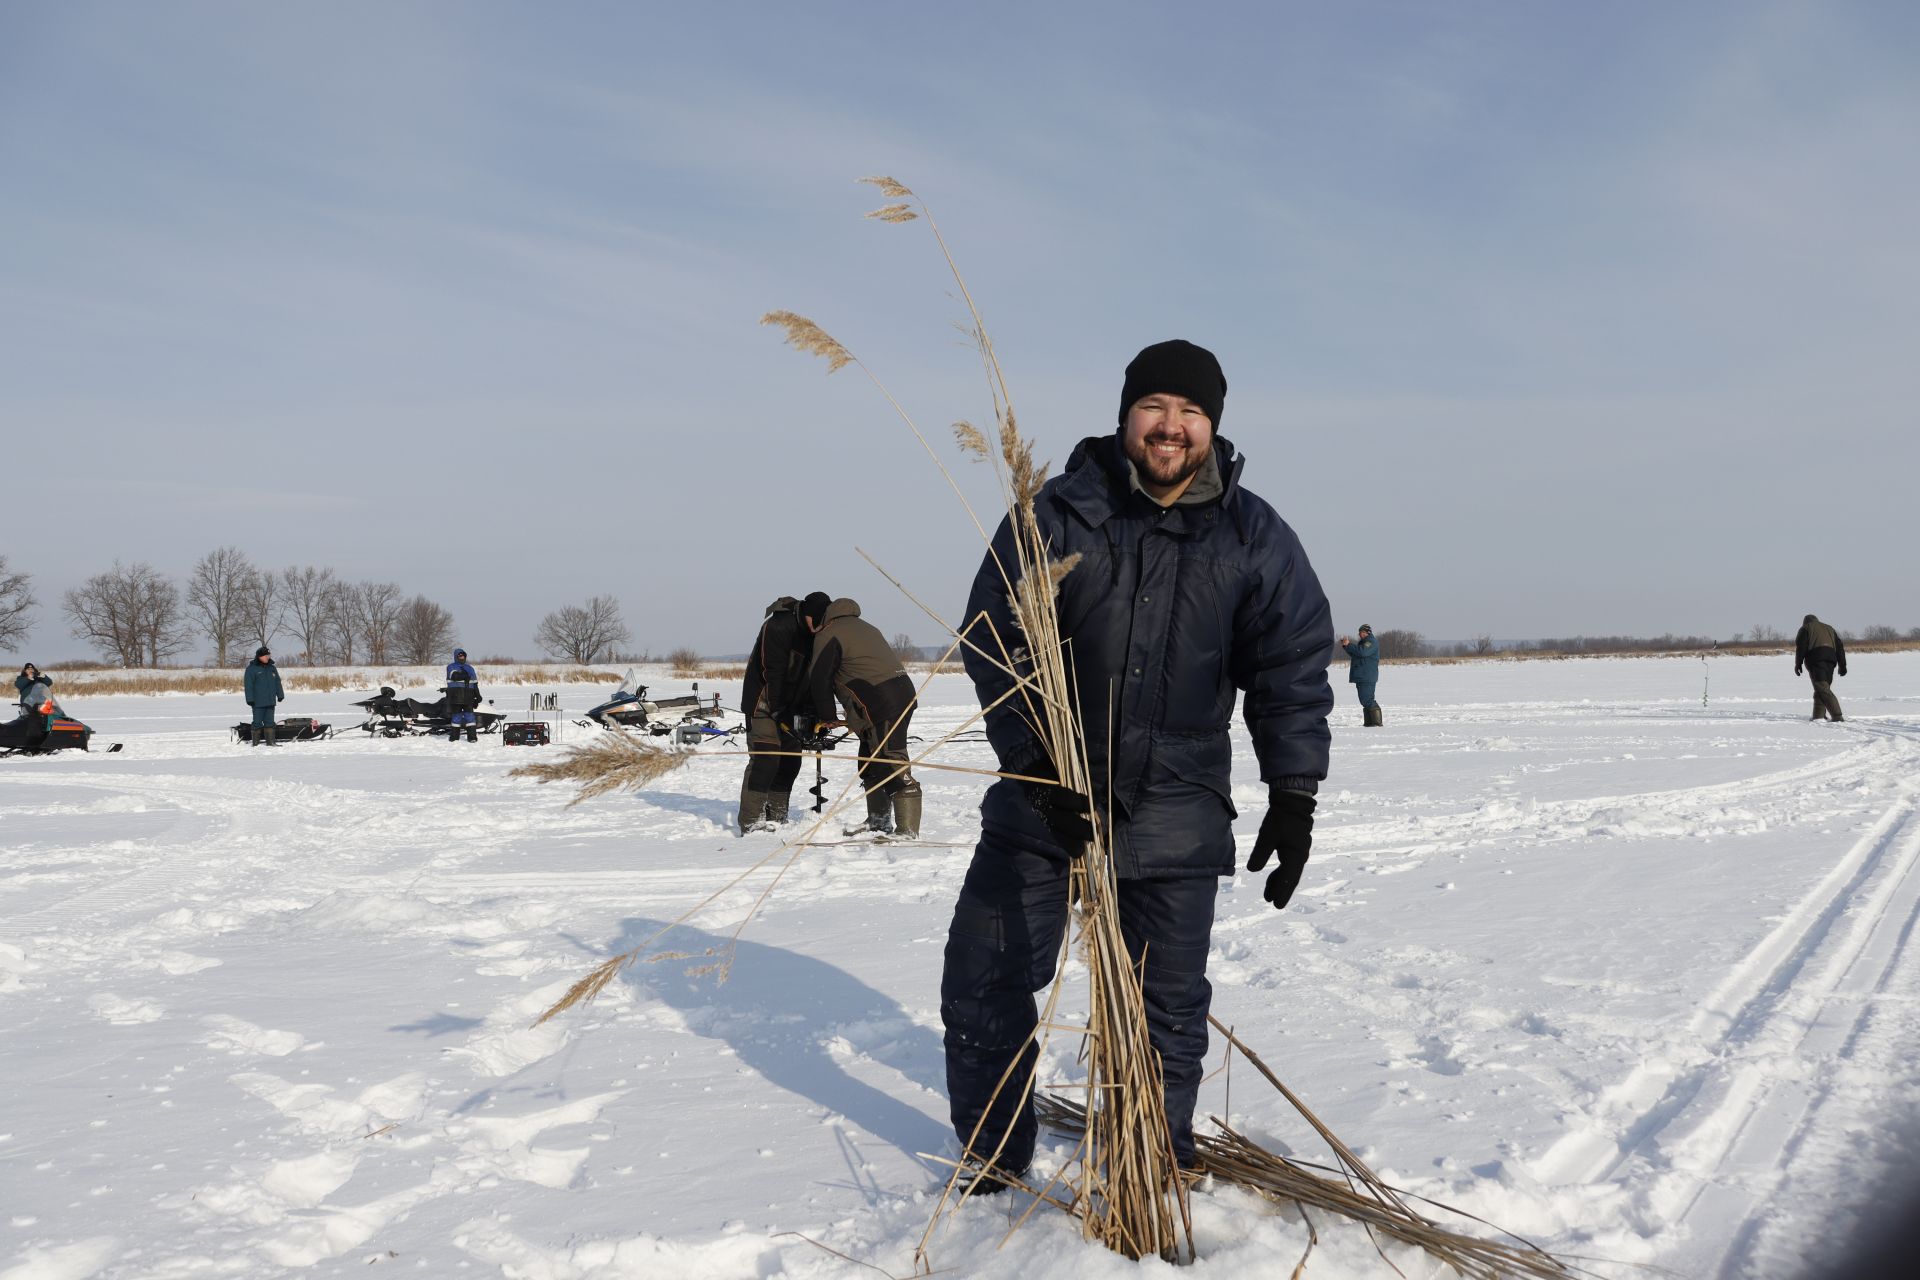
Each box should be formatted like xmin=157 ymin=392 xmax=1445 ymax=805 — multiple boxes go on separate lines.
xmin=502 ymin=692 xmax=557 ymax=746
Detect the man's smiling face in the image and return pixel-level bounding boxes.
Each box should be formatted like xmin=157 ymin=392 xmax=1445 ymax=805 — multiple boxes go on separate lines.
xmin=1122 ymin=393 xmax=1215 ymax=498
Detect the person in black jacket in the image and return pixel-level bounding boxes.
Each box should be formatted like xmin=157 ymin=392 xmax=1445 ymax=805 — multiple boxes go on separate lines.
xmin=14 ymin=663 xmax=49 ymax=706
xmin=942 ymin=339 xmax=1334 ymax=1188
xmin=1794 ymin=614 xmax=1848 ymax=722
xmin=738 ymin=595 xmax=815 ymax=832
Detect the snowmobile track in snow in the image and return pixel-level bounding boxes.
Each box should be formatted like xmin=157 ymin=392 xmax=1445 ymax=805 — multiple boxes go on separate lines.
xmin=1535 ymin=784 xmax=1920 ymax=1224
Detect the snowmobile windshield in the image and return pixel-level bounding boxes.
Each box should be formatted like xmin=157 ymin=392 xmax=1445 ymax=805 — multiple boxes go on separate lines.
xmin=613 ymin=667 xmax=643 ymax=699
xmin=19 ymin=680 xmax=53 ymax=713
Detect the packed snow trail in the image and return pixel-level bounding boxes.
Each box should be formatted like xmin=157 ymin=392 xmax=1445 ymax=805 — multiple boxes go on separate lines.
xmin=2 ymin=654 xmax=1918 ymax=1278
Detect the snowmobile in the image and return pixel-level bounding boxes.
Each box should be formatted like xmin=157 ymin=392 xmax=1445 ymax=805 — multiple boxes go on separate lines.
xmin=583 ymin=669 xmax=727 ymax=740
xmin=1 ymin=682 xmax=119 ymax=757
xmin=349 ymin=686 xmax=505 ymax=738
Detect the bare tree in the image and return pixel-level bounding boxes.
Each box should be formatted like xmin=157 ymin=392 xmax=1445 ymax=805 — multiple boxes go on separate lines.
xmin=1861 ymin=623 xmax=1901 ymax=643
xmin=1750 ymin=623 xmax=1784 ymax=644
xmin=1471 ymin=634 xmax=1496 ymax=656
xmin=890 ymin=631 xmax=922 ymax=663
xmin=394 ymin=595 xmax=458 ymax=665
xmin=534 ymin=595 xmax=633 ymax=663
xmin=1374 ymin=628 xmax=1427 ymax=660
xmin=280 ymin=566 xmax=341 ymax=664
xmin=63 ymin=561 xmax=192 ymax=667
xmin=0 ymin=556 xmax=34 ymax=651
xmin=346 ymin=581 xmax=404 ymax=665
xmin=185 ymin=546 xmax=261 ymax=665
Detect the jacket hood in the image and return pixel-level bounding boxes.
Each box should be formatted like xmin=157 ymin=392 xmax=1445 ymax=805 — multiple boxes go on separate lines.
xmin=1804 ymin=614 xmax=1819 ymax=626
xmin=823 ymin=598 xmax=862 ymax=624
xmin=767 ymin=595 xmax=799 ymax=614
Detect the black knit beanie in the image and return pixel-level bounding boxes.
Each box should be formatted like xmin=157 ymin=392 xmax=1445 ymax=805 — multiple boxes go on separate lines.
xmin=255 ymin=645 xmax=271 ymax=659
xmin=800 ymin=592 xmax=832 ymax=627
xmin=1117 ymin=339 xmax=1227 ymax=428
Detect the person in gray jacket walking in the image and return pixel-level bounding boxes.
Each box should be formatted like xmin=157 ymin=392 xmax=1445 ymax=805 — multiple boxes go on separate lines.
xmin=243 ymin=645 xmax=284 ymax=746
xmin=1340 ymin=624 xmax=1382 ymax=726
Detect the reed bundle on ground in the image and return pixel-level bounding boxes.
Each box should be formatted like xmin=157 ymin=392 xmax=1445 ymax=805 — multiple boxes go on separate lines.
xmin=506 ymin=733 xmax=689 ymax=804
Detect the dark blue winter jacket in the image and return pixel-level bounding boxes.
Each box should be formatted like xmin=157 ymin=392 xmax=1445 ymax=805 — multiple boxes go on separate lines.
xmin=446 ymin=660 xmax=478 ymax=688
xmin=243 ymin=658 xmax=283 ymax=707
xmin=963 ymin=433 xmax=1334 ymax=877
xmin=1342 ymin=635 xmax=1379 ymax=684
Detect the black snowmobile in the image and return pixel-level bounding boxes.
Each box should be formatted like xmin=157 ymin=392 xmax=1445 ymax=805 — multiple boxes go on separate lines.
xmin=2 ymin=682 xmax=117 ymax=757
xmin=350 ymin=686 xmax=505 ymax=738
xmin=584 ymin=669 xmax=726 ymax=738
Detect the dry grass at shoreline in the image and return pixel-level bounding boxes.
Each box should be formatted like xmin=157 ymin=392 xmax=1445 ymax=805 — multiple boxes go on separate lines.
xmin=39 ymin=665 xmax=624 ymax=698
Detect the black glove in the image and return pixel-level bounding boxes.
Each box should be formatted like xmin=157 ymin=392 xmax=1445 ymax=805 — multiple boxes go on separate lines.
xmin=1014 ymin=754 xmax=1094 ymax=855
xmin=1247 ymin=789 xmax=1316 ymax=909
xmin=1795 ymin=666 xmax=1803 ymax=677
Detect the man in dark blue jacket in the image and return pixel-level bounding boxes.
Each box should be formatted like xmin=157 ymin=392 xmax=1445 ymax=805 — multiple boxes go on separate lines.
xmin=943 ymin=339 xmax=1334 ymax=1187
xmin=243 ymin=646 xmax=283 ymax=746
xmin=445 ymin=648 xmax=480 ymax=742
xmin=1341 ymin=624 xmax=1382 ymax=726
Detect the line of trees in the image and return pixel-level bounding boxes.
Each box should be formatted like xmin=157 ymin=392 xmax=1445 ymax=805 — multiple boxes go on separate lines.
xmin=48 ymin=551 xmax=462 ymax=667
xmin=1366 ymin=623 xmax=1920 ymax=661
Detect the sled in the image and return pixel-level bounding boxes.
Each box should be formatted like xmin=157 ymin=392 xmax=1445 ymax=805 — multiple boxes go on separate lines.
xmin=228 ymin=717 xmax=334 ymax=743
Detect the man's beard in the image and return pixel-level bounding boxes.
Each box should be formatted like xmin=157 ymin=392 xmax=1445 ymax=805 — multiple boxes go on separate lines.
xmin=1125 ymin=433 xmax=1210 ymax=489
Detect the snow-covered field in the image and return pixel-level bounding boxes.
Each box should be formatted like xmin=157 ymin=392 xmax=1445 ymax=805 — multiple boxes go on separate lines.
xmin=4 ymin=654 xmax=1918 ymax=1279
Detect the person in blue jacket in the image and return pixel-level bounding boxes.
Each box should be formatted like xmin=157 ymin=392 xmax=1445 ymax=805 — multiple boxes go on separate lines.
xmin=942 ymin=339 xmax=1334 ymax=1191
xmin=242 ymin=646 xmax=283 ymax=746
xmin=445 ymin=648 xmax=480 ymax=742
xmin=1341 ymin=624 xmax=1382 ymax=726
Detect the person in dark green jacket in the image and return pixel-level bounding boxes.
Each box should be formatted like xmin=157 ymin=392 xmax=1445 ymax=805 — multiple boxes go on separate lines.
xmin=1340 ymin=625 xmax=1382 ymax=726
xmin=243 ymin=646 xmax=284 ymax=746
xmin=15 ymin=663 xmax=49 ymax=706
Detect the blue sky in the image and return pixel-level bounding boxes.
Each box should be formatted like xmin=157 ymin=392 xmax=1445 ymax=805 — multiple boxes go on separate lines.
xmin=3 ymin=1 xmax=1916 ymax=662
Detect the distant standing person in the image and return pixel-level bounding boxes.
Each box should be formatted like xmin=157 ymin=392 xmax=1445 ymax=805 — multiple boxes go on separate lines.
xmin=737 ymin=594 xmax=815 ymax=833
xmin=15 ymin=662 xmax=49 ymax=707
xmin=801 ymin=593 xmax=922 ymax=839
xmin=1794 ymin=614 xmax=1847 ymax=722
xmin=243 ymin=646 xmax=283 ymax=746
xmin=1340 ymin=624 xmax=1382 ymax=726
xmin=445 ymin=648 xmax=480 ymax=742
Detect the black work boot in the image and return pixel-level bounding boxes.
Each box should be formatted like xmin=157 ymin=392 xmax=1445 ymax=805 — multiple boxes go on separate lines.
xmin=953 ymin=1155 xmax=1029 ymax=1198
xmin=264 ymin=724 xmax=278 ymax=746
xmin=448 ymin=726 xmax=461 ymax=742
xmin=249 ymin=726 xmax=261 ymax=747
xmin=466 ymin=725 xmax=478 ymax=742
xmin=765 ymin=795 xmax=791 ymax=825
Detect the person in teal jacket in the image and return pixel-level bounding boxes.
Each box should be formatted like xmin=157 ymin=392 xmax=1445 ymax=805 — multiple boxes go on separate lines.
xmin=1340 ymin=624 xmax=1382 ymax=726
xmin=243 ymin=645 xmax=284 ymax=746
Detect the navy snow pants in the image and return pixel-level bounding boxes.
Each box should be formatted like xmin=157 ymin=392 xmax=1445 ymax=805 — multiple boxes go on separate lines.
xmin=1354 ymin=680 xmax=1377 ymax=710
xmin=249 ymin=704 xmax=276 ymax=729
xmin=939 ymin=818 xmax=1218 ymax=1170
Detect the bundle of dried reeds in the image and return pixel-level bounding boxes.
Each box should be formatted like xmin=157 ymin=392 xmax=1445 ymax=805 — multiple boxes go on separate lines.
xmin=1034 ymin=1091 xmax=1579 ymax=1280
xmin=506 ymin=732 xmax=689 ymax=804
